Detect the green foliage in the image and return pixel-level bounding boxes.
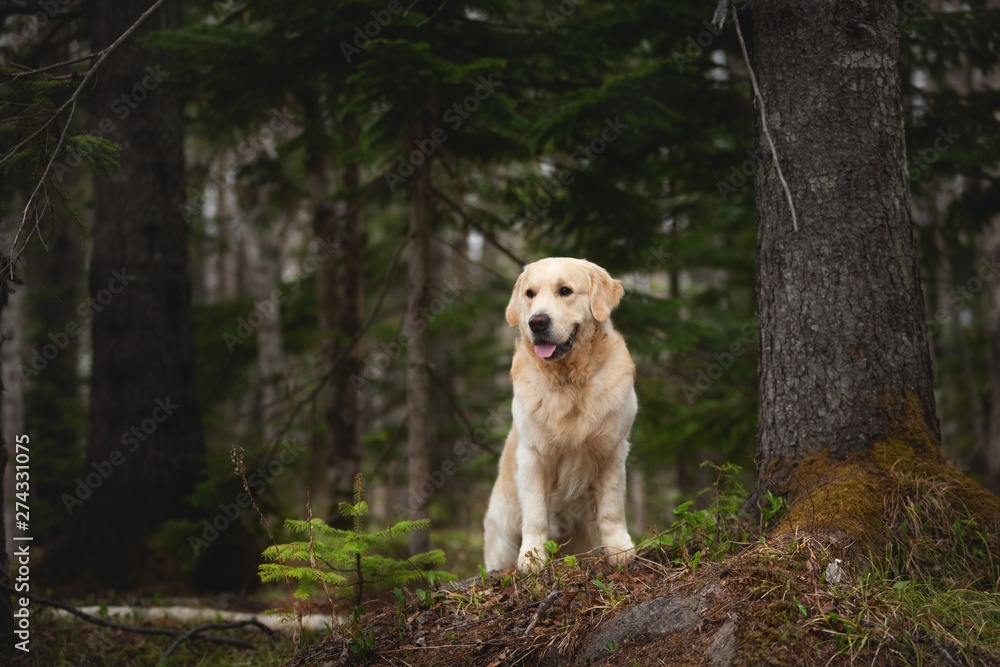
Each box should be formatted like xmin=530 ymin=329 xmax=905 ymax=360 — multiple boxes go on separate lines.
xmin=645 ymin=462 xmax=784 ymax=565
xmin=259 ymin=474 xmax=455 ymax=606
xmin=61 ymin=134 xmax=122 ymax=176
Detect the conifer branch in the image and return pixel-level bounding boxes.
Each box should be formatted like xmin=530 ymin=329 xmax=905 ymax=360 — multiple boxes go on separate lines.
xmin=2 ymin=0 xmax=176 ymax=260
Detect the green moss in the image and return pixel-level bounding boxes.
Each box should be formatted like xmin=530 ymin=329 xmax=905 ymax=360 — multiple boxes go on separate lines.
xmin=769 ymin=393 xmax=1000 ymax=561
xmin=772 ymin=452 xmax=889 ymax=555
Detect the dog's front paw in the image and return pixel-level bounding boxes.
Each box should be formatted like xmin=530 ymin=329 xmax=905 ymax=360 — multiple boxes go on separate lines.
xmin=517 ymin=544 xmax=546 ymax=573
xmin=602 ymin=540 xmax=636 ymax=567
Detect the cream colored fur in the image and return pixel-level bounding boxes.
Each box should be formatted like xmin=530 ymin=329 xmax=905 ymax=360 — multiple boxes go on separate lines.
xmin=483 ymin=257 xmax=637 ymax=573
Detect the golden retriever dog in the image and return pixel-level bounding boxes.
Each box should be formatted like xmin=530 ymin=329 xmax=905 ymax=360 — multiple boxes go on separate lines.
xmin=483 ymin=257 xmax=637 ymax=572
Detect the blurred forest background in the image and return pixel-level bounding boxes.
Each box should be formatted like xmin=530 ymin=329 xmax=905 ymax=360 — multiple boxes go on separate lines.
xmin=2 ymin=0 xmax=1000 ymax=595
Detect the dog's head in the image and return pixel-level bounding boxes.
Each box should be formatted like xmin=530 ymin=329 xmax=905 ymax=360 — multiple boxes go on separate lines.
xmin=506 ymin=257 xmax=625 ymax=361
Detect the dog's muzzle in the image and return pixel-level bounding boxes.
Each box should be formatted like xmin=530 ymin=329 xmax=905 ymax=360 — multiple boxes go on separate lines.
xmin=533 ymin=326 xmax=578 ymax=360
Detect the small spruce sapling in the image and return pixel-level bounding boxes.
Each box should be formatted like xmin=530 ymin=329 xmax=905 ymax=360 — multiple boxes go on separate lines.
xmin=259 ymin=473 xmax=455 ymax=609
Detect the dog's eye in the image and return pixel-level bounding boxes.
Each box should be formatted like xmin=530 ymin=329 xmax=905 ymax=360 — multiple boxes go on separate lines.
xmin=526 ymin=289 xmax=535 ymax=298
xmin=559 ymin=286 xmax=573 ymax=296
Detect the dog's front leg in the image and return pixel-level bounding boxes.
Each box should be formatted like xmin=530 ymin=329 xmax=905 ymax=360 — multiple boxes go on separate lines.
xmin=514 ymin=444 xmax=550 ymax=573
xmin=595 ymin=447 xmax=635 ymax=567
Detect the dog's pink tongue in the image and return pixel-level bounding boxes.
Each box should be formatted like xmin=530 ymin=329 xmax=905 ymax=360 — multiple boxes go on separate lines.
xmin=534 ymin=343 xmax=557 ymax=358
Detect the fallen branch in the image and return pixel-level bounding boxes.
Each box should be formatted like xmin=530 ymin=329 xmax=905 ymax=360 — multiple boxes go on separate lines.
xmin=157 ymin=619 xmax=276 ymax=664
xmin=0 ymin=585 xmax=261 ymax=651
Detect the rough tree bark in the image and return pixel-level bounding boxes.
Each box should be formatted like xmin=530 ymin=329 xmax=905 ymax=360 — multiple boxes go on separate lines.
xmin=0 ymin=251 xmax=14 ymax=658
xmin=39 ymin=0 xmax=205 ymax=587
xmin=747 ymin=0 xmax=998 ymax=550
xmin=407 ymin=117 xmax=433 ymax=556
xmin=752 ymin=0 xmax=934 ymax=493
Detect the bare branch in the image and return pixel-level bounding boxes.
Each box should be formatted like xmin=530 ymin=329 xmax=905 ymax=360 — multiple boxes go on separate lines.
xmin=427 ymin=184 xmax=526 ymax=266
xmin=2 ymin=0 xmax=176 ymax=260
xmin=10 ymin=51 xmax=106 ymax=79
xmin=728 ymin=1 xmax=799 ymax=232
xmin=265 ymin=232 xmax=409 ymax=456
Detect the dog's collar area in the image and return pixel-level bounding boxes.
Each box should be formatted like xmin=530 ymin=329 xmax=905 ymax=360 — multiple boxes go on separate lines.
xmin=542 ymin=326 xmax=577 ymax=361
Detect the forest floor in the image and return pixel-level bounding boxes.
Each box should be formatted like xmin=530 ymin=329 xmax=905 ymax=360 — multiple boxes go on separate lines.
xmin=277 ymin=536 xmax=1000 ymax=667
xmin=17 ymin=461 xmax=1000 ymax=666
xmin=17 ymin=527 xmax=1000 ymax=666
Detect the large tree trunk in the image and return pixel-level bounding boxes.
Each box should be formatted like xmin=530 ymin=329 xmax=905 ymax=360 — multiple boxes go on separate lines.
xmin=40 ymin=0 xmax=205 ymax=587
xmin=406 ymin=118 xmax=433 ymax=556
xmin=750 ymin=0 xmax=938 ymax=508
xmin=1 ymin=274 xmax=23 ymax=568
xmin=0 ymin=252 xmax=14 ymax=659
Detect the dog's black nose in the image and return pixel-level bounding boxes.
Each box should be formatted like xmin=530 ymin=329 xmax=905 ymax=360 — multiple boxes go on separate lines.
xmin=528 ymin=313 xmax=550 ymax=332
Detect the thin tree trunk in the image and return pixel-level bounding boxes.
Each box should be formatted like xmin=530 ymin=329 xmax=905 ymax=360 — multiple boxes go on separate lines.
xmin=328 ymin=153 xmax=363 ymax=514
xmin=214 ymin=150 xmax=239 ymax=303
xmin=407 ymin=118 xmax=433 ymax=556
xmin=305 ymin=138 xmax=337 ymax=515
xmin=39 ymin=0 xmax=205 ymax=587
xmin=986 ymin=216 xmax=1000 ymax=493
xmin=245 ymin=215 xmax=287 ymax=445
xmin=750 ymin=0 xmax=937 ymax=503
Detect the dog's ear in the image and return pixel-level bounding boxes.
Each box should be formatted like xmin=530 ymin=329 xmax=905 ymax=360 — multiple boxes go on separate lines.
xmin=506 ymin=271 xmax=525 ymax=326
xmin=588 ymin=263 xmax=624 ymax=322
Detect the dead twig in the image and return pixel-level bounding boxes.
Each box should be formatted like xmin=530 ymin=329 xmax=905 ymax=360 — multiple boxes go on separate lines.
xmin=157 ymin=619 xmax=275 ymax=664
xmin=523 ymin=590 xmax=560 ymax=636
